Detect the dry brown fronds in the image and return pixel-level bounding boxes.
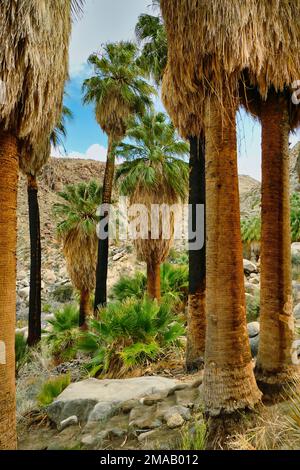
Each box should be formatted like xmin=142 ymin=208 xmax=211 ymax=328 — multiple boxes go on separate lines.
xmin=161 ymin=1 xmax=300 ymax=128
xmin=0 ymin=1 xmax=71 ymax=152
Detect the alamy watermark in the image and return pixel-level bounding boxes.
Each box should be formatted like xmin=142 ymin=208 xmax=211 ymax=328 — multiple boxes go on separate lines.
xmin=96 ymin=197 xmax=205 ymax=251
xmin=0 ymin=80 xmax=6 ymax=105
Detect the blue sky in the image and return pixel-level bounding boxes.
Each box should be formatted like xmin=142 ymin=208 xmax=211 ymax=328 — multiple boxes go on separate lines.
xmin=53 ymin=0 xmax=300 ymax=181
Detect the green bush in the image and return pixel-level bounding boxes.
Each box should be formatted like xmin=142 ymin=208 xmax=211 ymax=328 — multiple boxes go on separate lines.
xmin=15 ymin=333 xmax=28 ymax=373
xmin=45 ymin=304 xmax=80 ymax=362
xmin=52 ymin=284 xmax=74 ymax=303
xmin=167 ymin=248 xmax=188 ymax=265
xmin=37 ymin=374 xmax=71 ymax=407
xmin=78 ymin=297 xmax=185 ymax=377
xmin=111 ymin=263 xmax=188 ymax=305
xmin=246 ymin=292 xmax=260 ymax=322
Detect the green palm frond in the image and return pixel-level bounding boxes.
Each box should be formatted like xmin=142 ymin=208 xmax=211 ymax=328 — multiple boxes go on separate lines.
xmin=53 ymin=180 xmax=102 ymax=239
xmin=116 ymin=111 xmax=189 ymax=200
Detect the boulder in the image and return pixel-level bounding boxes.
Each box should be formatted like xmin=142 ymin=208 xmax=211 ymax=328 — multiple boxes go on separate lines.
xmin=247 ymin=322 xmax=260 ymax=338
xmin=245 ymin=282 xmax=260 ymax=296
xmin=58 ymin=415 xmax=78 ymax=431
xmin=250 ymin=335 xmax=259 ymax=358
xmin=243 ymin=259 xmax=257 ymax=275
xmin=294 ymin=303 xmax=300 ymax=320
xmin=47 ymin=376 xmax=178 ymax=426
xmin=291 ymin=243 xmax=300 ymax=256
xmin=43 ymin=269 xmax=57 ymax=284
xmin=166 ymin=414 xmax=184 ymax=429
xmin=19 ymin=286 xmax=30 ymax=300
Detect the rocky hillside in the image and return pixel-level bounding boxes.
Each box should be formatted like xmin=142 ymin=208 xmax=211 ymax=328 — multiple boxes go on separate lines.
xmin=16 ymin=143 xmax=300 ymax=319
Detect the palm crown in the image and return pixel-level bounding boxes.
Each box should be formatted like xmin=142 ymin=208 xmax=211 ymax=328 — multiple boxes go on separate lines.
xmin=135 ymin=13 xmax=167 ymax=87
xmin=82 ymin=41 xmax=155 ymax=140
xmin=54 ymin=180 xmax=102 ymax=241
xmin=116 ymin=111 xmax=189 ymax=201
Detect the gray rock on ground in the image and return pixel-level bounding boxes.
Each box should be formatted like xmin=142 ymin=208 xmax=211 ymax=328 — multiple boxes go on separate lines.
xmin=47 ymin=376 xmax=179 ymax=426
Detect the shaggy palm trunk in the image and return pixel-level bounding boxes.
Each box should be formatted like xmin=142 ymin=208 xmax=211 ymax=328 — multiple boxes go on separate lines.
xmin=203 ymin=97 xmax=261 ymax=416
xmin=186 ymin=134 xmax=206 ymax=371
xmin=27 ymin=175 xmax=41 ymax=346
xmin=256 ymin=93 xmax=298 ymax=392
xmin=79 ymin=289 xmax=90 ymax=328
xmin=0 ymin=131 xmax=18 ymax=449
xmin=147 ymin=261 xmax=161 ymax=301
xmin=94 ymin=137 xmax=115 ymax=311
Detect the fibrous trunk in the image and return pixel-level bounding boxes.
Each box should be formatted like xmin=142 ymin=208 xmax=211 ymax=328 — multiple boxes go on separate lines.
xmin=27 ymin=175 xmax=41 ymax=346
xmin=0 ymin=131 xmax=18 ymax=449
xmin=147 ymin=261 xmax=161 ymax=301
xmin=94 ymin=137 xmax=115 ymax=311
xmin=186 ymin=135 xmax=206 ymax=371
xmin=203 ymin=97 xmax=261 ymax=415
xmin=79 ymin=289 xmax=90 ymax=328
xmin=256 ymin=92 xmax=298 ymax=392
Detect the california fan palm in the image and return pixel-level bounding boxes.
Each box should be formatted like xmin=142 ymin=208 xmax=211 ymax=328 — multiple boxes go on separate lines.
xmin=54 ymin=181 xmax=102 ymax=328
xmin=82 ymin=41 xmax=154 ymax=310
xmin=116 ymin=111 xmax=189 ymax=300
xmin=0 ymin=0 xmax=78 ymax=449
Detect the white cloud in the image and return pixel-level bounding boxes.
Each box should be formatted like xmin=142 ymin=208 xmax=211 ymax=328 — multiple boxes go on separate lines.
xmin=51 ymin=143 xmax=108 ymax=162
xmin=69 ymin=0 xmax=152 ymax=77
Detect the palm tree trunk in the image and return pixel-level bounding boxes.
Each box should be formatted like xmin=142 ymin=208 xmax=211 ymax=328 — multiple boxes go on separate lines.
xmin=203 ymin=97 xmax=261 ymax=416
xmin=147 ymin=261 xmax=161 ymax=301
xmin=0 ymin=131 xmax=18 ymax=449
xmin=94 ymin=136 xmax=115 ymax=311
xmin=79 ymin=289 xmax=90 ymax=328
xmin=27 ymin=175 xmax=41 ymax=347
xmin=186 ymin=134 xmax=206 ymax=371
xmin=256 ymin=92 xmax=298 ymax=392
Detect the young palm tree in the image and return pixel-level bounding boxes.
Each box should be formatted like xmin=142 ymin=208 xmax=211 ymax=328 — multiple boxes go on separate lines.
xmin=116 ymin=111 xmax=189 ymax=300
xmin=54 ymin=181 xmax=102 ymax=328
xmin=24 ymin=105 xmax=73 ymax=347
xmin=0 ymin=1 xmax=76 ymax=449
xmin=82 ymin=42 xmax=154 ymax=310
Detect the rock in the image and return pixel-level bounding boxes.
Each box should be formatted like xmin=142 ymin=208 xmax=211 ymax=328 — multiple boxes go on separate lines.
xmin=19 ymin=286 xmax=30 ymax=300
xmin=113 ymin=253 xmax=124 ymax=261
xmin=243 ymin=259 xmax=257 ymax=275
xmin=88 ymin=402 xmax=114 ymax=423
xmin=294 ymin=303 xmax=300 ymax=320
xmin=44 ymin=269 xmax=56 ymax=284
xmin=141 ymin=393 xmax=167 ymax=406
xmin=166 ymin=414 xmax=184 ymax=429
xmin=43 ymin=313 xmax=55 ymax=322
xmin=164 ymin=405 xmax=191 ymax=422
xmin=15 ymin=327 xmax=28 ymax=338
xmin=129 ymin=405 xmax=162 ymax=430
xmin=247 ymin=321 xmax=260 ymax=338
xmin=58 ymin=415 xmax=78 ymax=431
xmin=138 ymin=430 xmax=157 ymax=442
xmin=17 ymin=270 xmax=27 ymax=281
xmin=121 ymin=399 xmax=140 ymax=413
xmin=292 ymin=243 xmax=300 ymax=255
xmin=245 ymin=282 xmax=260 ymax=296
xmin=109 ymin=428 xmax=127 ymax=438
xmin=293 ymin=282 xmax=300 ymax=302
xmin=47 ymin=376 xmax=178 ymax=426
xmin=175 ymin=389 xmax=198 ymax=408
xmin=250 ymin=335 xmax=259 ymax=357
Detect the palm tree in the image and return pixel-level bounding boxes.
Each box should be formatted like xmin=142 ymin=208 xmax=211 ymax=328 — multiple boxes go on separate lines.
xmin=116 ymin=111 xmax=189 ymax=300
xmin=135 ymin=12 xmax=167 ymax=87
xmin=0 ymin=1 xmax=75 ymax=449
xmin=82 ymin=42 xmax=154 ymax=311
xmin=54 ymin=181 xmax=102 ymax=328
xmin=136 ymin=11 xmax=207 ymax=370
xmin=241 ymin=85 xmax=300 ymax=393
xmin=24 ymin=105 xmax=73 ymax=347
xmin=160 ymin=0 xmax=263 ymax=422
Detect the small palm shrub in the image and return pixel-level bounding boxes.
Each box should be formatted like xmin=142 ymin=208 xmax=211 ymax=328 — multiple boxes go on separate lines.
xmin=246 ymin=291 xmax=260 ymax=322
xmin=291 ymin=193 xmax=300 ymax=242
xmin=180 ymin=421 xmax=207 ymax=450
xmin=167 ymin=248 xmax=188 ymax=265
xmin=111 ymin=263 xmax=188 ymax=305
xmin=15 ymin=333 xmax=29 ymax=374
xmin=46 ymin=304 xmax=80 ymax=363
xmin=78 ymin=297 xmax=185 ymax=377
xmin=37 ymin=374 xmax=71 ymax=407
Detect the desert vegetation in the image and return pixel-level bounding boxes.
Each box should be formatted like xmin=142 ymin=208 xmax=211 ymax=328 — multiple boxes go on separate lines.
xmin=2 ymin=0 xmax=300 ymax=453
